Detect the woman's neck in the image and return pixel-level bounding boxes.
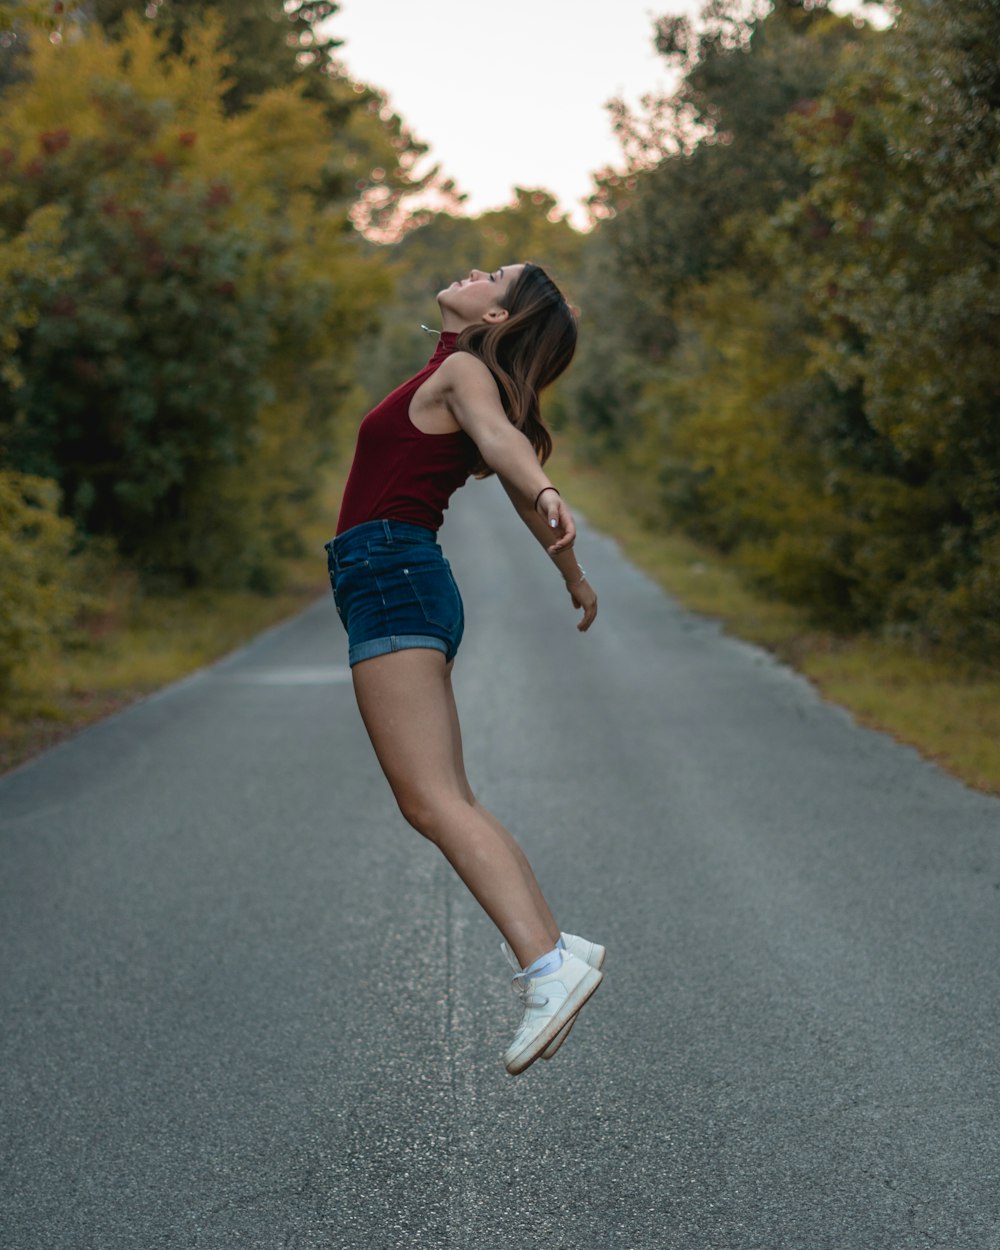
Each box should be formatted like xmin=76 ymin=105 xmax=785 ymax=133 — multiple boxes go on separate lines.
xmin=438 ymin=313 xmax=473 ymax=334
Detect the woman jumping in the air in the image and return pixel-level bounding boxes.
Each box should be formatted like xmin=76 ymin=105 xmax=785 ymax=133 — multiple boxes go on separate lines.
xmin=326 ymin=262 xmax=605 ymax=1074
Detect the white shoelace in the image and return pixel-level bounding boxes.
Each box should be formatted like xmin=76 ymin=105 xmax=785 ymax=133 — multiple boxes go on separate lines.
xmin=511 ymin=969 xmax=551 ymax=1011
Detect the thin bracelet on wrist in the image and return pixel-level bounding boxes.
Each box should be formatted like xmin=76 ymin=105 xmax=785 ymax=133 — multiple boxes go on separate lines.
xmin=565 ymin=568 xmax=587 ymax=587
xmin=533 ymin=486 xmax=560 ymax=513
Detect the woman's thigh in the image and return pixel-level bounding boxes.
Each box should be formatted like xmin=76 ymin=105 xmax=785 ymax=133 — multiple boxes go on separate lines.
xmin=352 ymin=649 xmax=466 ymax=809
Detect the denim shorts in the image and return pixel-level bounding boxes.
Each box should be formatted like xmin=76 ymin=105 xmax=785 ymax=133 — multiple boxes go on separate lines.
xmin=325 ymin=519 xmax=465 ymax=667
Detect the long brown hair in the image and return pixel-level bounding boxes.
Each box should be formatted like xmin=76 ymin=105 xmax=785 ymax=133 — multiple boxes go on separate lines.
xmin=456 ymin=263 xmax=577 ymax=476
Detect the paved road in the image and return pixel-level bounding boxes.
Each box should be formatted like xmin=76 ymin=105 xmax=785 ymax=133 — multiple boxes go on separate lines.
xmin=2 ymin=478 xmax=999 ymax=1250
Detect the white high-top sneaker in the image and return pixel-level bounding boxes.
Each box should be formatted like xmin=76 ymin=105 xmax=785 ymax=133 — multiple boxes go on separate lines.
xmin=501 ymin=933 xmax=606 ymax=1060
xmin=502 ymin=947 xmax=604 ymax=1075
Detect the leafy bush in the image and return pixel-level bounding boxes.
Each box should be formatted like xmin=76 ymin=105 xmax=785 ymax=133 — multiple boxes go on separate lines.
xmin=567 ymin=0 xmax=999 ymax=659
xmin=0 ymin=15 xmax=388 ymax=588
xmin=0 ymin=470 xmax=81 ymax=695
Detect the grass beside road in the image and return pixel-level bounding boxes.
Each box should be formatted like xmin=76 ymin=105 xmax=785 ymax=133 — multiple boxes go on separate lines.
xmin=560 ymin=453 xmax=1000 ymax=797
xmin=0 ymin=482 xmax=342 ymax=778
xmin=0 ymin=564 xmax=332 ymax=778
xmin=0 ymin=576 xmax=327 ymax=777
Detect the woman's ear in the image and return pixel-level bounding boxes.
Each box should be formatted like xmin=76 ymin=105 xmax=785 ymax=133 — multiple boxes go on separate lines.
xmin=482 ymin=306 xmax=510 ymax=325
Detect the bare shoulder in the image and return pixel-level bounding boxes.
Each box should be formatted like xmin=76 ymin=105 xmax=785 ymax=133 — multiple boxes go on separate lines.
xmin=435 ymin=350 xmax=508 ymax=433
xmin=435 ymin=350 xmax=498 ymax=395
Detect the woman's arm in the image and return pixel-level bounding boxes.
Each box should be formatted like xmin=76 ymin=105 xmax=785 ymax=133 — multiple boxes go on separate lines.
xmin=498 ymin=475 xmax=598 ymax=632
xmin=438 ymin=352 xmax=597 ymax=632
xmin=439 ymin=353 xmax=574 ymax=549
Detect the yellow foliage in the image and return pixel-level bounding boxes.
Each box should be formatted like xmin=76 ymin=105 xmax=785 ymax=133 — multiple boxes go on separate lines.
xmin=0 ymin=203 xmax=73 ymax=388
xmin=0 ymin=471 xmax=80 ymax=696
xmin=0 ymin=0 xmax=60 ymax=33
xmin=634 ymin=271 xmax=870 ymax=618
xmin=651 ymin=274 xmax=823 ymax=525
xmin=222 ymin=85 xmax=329 ymax=200
xmin=1 ymin=13 xmax=390 ymax=589
xmin=0 ymin=15 xmax=231 ymax=160
xmin=1 ymin=16 xmax=341 ymax=220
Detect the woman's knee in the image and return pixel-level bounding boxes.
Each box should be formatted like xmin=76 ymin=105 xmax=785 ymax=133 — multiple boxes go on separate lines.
xmin=394 ymin=787 xmax=466 ymax=842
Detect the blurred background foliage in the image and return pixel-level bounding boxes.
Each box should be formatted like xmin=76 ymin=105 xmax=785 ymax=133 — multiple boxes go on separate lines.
xmin=0 ymin=0 xmax=997 ymax=719
xmin=0 ymin=0 xmax=408 ymax=699
xmin=562 ymin=0 xmax=999 ymax=662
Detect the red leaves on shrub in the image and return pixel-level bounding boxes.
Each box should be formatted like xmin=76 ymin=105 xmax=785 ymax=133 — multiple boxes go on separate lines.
xmin=40 ymin=129 xmax=71 ymax=155
xmin=805 ymin=203 xmax=832 ymax=241
xmin=831 ymin=107 xmax=855 ymax=134
xmin=72 ymin=357 xmax=101 ymax=383
xmin=205 ymin=183 xmax=232 ymax=208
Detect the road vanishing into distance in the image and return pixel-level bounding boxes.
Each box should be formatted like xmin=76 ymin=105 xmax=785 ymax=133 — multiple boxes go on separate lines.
xmin=2 ymin=478 xmax=999 ymax=1250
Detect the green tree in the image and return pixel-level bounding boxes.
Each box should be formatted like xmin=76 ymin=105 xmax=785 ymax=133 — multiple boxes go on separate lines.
xmin=0 ymin=200 xmax=71 ymax=388
xmin=597 ymin=2 xmax=866 ymax=337
xmin=81 ymin=0 xmax=432 ymax=236
xmin=0 ymin=192 xmax=85 ymax=697
xmin=773 ymin=0 xmax=1000 ymax=652
xmin=1 ymin=1 xmax=434 ymax=236
xmin=0 ymin=0 xmax=64 ymax=91
xmin=0 ymin=15 xmax=387 ymax=587
xmin=89 ymin=0 xmax=344 ymax=111
xmin=566 ymin=0 xmax=865 ymax=456
xmin=0 ymin=470 xmax=80 ymax=697
xmin=572 ymin=0 xmax=998 ymax=657
xmin=0 ymin=0 xmax=64 ymax=34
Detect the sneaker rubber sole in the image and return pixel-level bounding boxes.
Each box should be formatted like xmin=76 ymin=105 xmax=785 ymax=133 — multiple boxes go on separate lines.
xmin=504 ymin=963 xmax=604 ymax=1076
xmin=540 ymin=939 xmax=607 ymax=1060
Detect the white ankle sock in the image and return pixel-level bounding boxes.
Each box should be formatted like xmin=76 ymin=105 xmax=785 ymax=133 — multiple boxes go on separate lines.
xmin=522 ymin=945 xmax=563 ymax=979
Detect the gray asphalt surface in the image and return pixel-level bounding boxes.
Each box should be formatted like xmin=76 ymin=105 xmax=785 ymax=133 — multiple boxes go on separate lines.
xmin=2 ymin=477 xmax=999 ymax=1250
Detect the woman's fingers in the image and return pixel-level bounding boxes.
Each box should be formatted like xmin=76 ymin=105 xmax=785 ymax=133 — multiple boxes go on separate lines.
xmin=544 ymin=498 xmax=576 ymax=553
xmin=569 ymin=582 xmax=598 ymax=632
xmin=539 ymin=496 xmax=595 ymax=626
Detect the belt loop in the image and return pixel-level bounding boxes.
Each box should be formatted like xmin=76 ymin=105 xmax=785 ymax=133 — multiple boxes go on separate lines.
xmin=381 ymin=519 xmax=393 ymax=544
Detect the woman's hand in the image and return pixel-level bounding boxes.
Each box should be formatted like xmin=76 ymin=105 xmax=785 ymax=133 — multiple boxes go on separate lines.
xmin=537 ymin=490 xmax=576 ymax=554
xmin=567 ymin=576 xmax=597 ymax=632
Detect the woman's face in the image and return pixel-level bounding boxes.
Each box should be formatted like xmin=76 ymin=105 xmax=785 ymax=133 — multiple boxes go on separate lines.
xmin=437 ymin=263 xmax=525 ymax=328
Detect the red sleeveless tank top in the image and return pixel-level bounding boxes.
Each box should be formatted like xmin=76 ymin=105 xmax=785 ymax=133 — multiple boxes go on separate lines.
xmin=336 ymin=332 xmax=476 ymax=535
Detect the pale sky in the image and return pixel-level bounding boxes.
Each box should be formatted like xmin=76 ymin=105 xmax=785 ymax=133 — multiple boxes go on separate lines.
xmin=325 ymin=1 xmax=883 ymax=228
xmin=326 ymin=0 xmax=696 ymax=227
